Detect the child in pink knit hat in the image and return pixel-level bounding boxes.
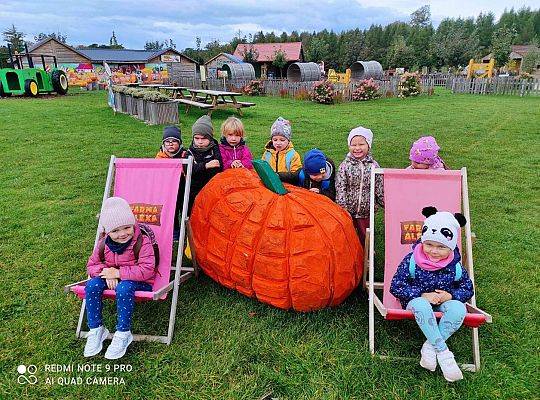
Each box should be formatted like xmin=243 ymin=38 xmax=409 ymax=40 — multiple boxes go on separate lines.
xmin=84 ymin=196 xmax=156 ymax=360
xmin=407 ymin=136 xmax=447 ymax=170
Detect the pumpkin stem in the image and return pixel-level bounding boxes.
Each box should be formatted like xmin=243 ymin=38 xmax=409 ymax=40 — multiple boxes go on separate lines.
xmin=252 ymin=160 xmax=288 ymax=195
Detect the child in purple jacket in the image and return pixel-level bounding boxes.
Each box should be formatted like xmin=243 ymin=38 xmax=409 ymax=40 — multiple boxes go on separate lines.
xmin=218 ymin=117 xmax=253 ymax=170
xmin=84 ymin=197 xmax=156 ymax=360
xmin=390 ymin=206 xmax=473 ymax=382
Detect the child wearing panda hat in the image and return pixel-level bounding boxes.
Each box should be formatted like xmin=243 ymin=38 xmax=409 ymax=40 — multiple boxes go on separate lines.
xmin=390 ymin=206 xmax=474 ymax=382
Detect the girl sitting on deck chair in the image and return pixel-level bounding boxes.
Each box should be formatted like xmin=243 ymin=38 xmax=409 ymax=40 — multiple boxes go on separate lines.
xmin=84 ymin=197 xmax=157 ymax=360
xmin=390 ymin=206 xmax=473 ymax=382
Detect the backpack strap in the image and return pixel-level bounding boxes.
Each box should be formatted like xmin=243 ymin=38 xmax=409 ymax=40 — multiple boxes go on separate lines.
xmin=137 ymin=224 xmax=161 ymax=269
xmin=409 ymin=255 xmax=462 ymax=282
xmin=454 ymin=262 xmax=462 ymax=282
xmin=98 ymin=237 xmax=106 ymax=263
xmin=408 ymin=255 xmax=416 ymax=280
xmin=298 ymin=169 xmax=305 ymax=186
xmin=285 ymin=149 xmax=295 ymax=170
xmin=264 ymin=151 xmax=272 ymax=164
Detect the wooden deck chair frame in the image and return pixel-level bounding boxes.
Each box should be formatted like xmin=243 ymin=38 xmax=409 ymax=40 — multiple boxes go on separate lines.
xmin=64 ymin=155 xmax=195 ymax=345
xmin=364 ymin=167 xmax=492 ymax=372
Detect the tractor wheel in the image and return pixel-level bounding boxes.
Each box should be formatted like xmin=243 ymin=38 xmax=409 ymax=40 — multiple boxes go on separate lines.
xmin=0 ymin=81 xmax=4 ymax=97
xmin=24 ymin=79 xmax=39 ymax=97
xmin=51 ymin=70 xmax=69 ymax=95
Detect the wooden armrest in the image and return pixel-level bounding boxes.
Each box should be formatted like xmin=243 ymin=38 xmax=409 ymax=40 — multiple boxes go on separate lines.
xmin=152 ymin=281 xmax=174 ymax=300
xmin=466 ymin=303 xmax=492 ymax=323
xmin=64 ymin=278 xmax=90 ymax=293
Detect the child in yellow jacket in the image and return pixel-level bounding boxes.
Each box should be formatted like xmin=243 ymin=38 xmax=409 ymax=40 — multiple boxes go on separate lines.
xmin=261 ymin=117 xmax=302 ymax=175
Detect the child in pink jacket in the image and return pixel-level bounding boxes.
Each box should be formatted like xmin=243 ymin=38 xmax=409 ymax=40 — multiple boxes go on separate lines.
xmin=218 ymin=117 xmax=253 ymax=169
xmin=84 ymin=197 xmax=156 ymax=360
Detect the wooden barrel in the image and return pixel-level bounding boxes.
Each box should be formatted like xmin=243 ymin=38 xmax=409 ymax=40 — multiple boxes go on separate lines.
xmin=287 ymin=62 xmax=322 ymax=82
xmin=221 ymin=63 xmax=255 ymax=80
xmin=350 ymin=61 xmax=383 ymax=80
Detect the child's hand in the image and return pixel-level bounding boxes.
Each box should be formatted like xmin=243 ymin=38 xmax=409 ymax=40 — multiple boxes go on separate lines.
xmin=205 ymin=160 xmax=220 ymax=169
xmin=231 ymin=160 xmax=243 ymax=168
xmin=435 ymin=289 xmax=452 ymax=303
xmin=106 ymin=279 xmax=118 ymax=290
xmin=309 ymin=188 xmax=320 ymax=193
xmin=100 ymin=267 xmax=120 ymax=280
xmin=421 ymin=292 xmax=441 ymax=305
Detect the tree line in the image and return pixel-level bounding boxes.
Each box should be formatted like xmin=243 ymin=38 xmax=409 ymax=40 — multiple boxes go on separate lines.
xmin=182 ymin=6 xmax=539 ymax=71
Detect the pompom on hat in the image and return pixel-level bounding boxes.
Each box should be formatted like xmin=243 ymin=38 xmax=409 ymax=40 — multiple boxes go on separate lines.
xmin=348 ymin=126 xmax=373 ymax=148
xmin=99 ymin=197 xmax=136 ymax=234
xmin=420 ymin=206 xmax=467 ymax=251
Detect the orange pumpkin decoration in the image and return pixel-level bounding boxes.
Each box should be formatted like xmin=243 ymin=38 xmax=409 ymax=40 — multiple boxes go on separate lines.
xmin=190 ymin=166 xmax=363 ymax=312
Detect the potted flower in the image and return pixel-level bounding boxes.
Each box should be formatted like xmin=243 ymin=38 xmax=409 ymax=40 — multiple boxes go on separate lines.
xmin=143 ymin=91 xmax=178 ymax=125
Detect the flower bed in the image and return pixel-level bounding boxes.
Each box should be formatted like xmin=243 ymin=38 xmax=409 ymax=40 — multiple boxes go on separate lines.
xmin=398 ymin=72 xmax=422 ymax=98
xmin=310 ymin=80 xmax=335 ymax=104
xmin=352 ymin=79 xmax=381 ymax=101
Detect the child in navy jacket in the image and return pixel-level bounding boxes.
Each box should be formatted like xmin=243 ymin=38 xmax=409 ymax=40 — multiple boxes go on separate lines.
xmin=390 ymin=206 xmax=473 ymax=382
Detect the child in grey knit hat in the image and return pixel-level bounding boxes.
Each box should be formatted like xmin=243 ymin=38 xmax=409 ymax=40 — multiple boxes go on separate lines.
xmin=261 ymin=116 xmax=302 ymax=175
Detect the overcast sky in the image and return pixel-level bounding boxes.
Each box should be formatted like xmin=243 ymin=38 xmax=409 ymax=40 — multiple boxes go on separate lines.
xmin=1 ymin=1 xmax=537 ymax=49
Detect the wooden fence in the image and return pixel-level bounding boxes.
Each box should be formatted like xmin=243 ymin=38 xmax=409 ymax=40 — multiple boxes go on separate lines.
xmin=169 ymin=76 xmax=434 ymax=101
xmin=448 ymin=76 xmax=540 ymax=96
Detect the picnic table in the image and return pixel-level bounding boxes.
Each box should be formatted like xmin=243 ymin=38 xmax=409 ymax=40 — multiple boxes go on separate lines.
xmin=139 ymin=84 xmax=171 ymax=90
xmin=159 ymin=86 xmax=190 ymax=99
xmin=175 ymin=88 xmax=255 ymax=116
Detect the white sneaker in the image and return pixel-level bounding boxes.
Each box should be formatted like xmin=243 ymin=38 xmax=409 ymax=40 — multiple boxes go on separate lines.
xmin=420 ymin=341 xmax=437 ymax=371
xmin=84 ymin=326 xmax=109 ymax=357
xmin=437 ymin=349 xmax=464 ymax=382
xmin=104 ymin=331 xmax=133 ymax=360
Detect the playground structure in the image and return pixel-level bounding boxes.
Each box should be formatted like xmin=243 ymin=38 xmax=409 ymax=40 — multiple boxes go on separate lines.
xmin=0 ymin=43 xmax=69 ymax=97
xmin=327 ymin=68 xmax=351 ymax=84
xmin=287 ymin=62 xmax=322 ymax=82
xmin=350 ymin=61 xmax=384 ymax=80
xmin=467 ymin=58 xmax=495 ymax=79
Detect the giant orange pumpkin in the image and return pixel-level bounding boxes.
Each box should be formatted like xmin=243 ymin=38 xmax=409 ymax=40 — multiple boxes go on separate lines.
xmin=190 ymin=167 xmax=363 ymax=311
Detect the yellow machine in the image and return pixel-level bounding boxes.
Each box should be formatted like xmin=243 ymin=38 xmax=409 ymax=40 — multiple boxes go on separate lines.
xmin=328 ymin=68 xmax=351 ymax=84
xmin=467 ymin=58 xmax=494 ymax=78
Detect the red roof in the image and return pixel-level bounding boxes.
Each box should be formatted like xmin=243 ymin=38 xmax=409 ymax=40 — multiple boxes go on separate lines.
xmin=234 ymin=42 xmax=303 ymax=62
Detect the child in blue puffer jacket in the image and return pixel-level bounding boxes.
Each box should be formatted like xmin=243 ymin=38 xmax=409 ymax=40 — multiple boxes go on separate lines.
xmin=390 ymin=206 xmax=473 ymax=383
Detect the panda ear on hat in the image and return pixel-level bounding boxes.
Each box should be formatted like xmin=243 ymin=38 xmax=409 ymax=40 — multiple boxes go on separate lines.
xmin=454 ymin=212 xmax=467 ymax=227
xmin=422 ymin=206 xmax=438 ymax=218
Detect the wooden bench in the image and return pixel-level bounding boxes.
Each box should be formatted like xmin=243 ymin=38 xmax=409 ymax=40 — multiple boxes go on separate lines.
xmin=174 ymin=99 xmax=213 ymax=108
xmin=221 ymin=99 xmax=256 ymax=107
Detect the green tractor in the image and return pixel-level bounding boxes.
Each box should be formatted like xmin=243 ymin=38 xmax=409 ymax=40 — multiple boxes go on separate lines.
xmin=0 ymin=43 xmax=69 ymax=97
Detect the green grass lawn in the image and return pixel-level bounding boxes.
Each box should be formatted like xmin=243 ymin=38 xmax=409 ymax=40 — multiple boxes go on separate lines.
xmin=0 ymin=89 xmax=538 ymax=399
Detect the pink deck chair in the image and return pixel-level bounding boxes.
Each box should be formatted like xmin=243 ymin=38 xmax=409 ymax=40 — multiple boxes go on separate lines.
xmin=365 ymin=168 xmax=492 ymax=371
xmin=64 ymin=156 xmax=194 ymax=344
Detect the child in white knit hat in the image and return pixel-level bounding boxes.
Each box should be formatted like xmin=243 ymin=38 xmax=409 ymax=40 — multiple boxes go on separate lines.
xmin=84 ymin=197 xmax=156 ymax=360
xmin=390 ymin=206 xmax=473 ymax=382
xmin=335 ymin=126 xmax=384 ymax=244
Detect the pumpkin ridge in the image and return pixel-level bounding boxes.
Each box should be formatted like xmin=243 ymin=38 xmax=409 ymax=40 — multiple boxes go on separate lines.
xmin=286 ymin=192 xmax=336 ymax=308
xmin=283 ymin=195 xmax=293 ymax=311
xmin=249 ymin=194 xmax=287 ymax=306
xmin=288 ymin=188 xmax=362 ymax=286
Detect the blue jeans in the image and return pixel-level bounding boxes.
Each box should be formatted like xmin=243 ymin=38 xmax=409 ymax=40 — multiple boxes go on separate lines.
xmin=85 ymin=277 xmax=152 ymax=332
xmin=406 ymin=297 xmax=467 ymax=352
